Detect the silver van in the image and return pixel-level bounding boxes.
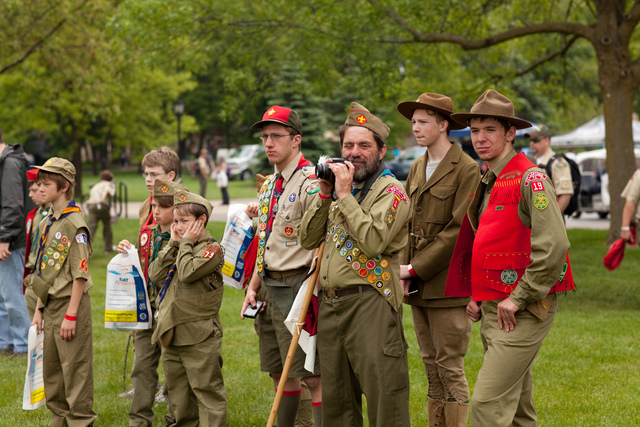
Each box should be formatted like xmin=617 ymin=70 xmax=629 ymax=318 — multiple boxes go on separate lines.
xmin=227 ymin=144 xmax=264 ymax=181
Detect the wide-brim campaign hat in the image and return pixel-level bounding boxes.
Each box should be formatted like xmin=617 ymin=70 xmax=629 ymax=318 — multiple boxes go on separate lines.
xmin=33 ymin=157 xmax=76 ymax=185
xmin=396 ymin=93 xmax=466 ymax=130
xmin=450 ymin=89 xmax=532 ymax=130
xmin=344 ymin=102 xmax=390 ymax=142
xmin=250 ymin=105 xmax=303 ymax=135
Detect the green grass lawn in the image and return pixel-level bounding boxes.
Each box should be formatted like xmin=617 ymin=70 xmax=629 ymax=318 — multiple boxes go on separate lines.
xmin=81 ymin=170 xmax=260 ymax=203
xmin=2 ymin=226 xmax=639 ymax=426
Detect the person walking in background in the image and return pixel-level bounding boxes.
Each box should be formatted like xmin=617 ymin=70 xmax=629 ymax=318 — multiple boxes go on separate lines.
xmin=198 ymin=148 xmax=212 ymax=198
xmin=621 ymin=166 xmax=640 ymax=243
xmin=86 ymin=170 xmax=116 ymax=253
xmin=216 ymin=158 xmax=229 ymax=205
xmin=0 ymin=126 xmax=32 ymax=358
xmin=396 ymin=92 xmax=480 ymax=426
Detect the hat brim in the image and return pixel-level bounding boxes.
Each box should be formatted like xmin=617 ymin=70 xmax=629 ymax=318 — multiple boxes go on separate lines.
xmin=250 ymin=119 xmax=288 ymax=131
xmin=396 ymin=101 xmax=466 ymax=130
xmin=450 ymin=113 xmax=532 ymax=130
xmin=32 ymin=165 xmax=75 ymax=184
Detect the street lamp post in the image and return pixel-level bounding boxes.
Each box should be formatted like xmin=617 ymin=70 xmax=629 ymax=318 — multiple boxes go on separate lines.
xmin=173 ymin=99 xmax=185 ymax=177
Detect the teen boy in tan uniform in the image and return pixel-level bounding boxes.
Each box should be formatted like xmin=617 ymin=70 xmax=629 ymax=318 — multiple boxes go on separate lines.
xmin=240 ymin=105 xmax=322 ymax=427
xmin=150 ymin=191 xmax=227 ymax=427
xmin=139 ymin=147 xmax=180 ymax=228
xmin=31 ymin=158 xmax=96 ymax=427
xmin=621 ymin=167 xmax=640 ymax=243
xmin=397 ymin=93 xmax=480 ymax=426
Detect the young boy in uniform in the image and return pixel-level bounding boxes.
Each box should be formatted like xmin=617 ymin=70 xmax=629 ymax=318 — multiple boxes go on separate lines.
xmin=24 ymin=168 xmax=51 ymax=320
xmin=31 ymin=158 xmax=96 ymax=427
xmin=117 ymin=179 xmax=184 ymax=426
xmin=149 ymin=190 xmax=227 ymax=427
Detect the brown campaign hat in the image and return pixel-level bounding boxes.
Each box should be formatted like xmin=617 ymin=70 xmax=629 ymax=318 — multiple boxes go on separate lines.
xmin=396 ymin=92 xmax=466 ymax=130
xmin=152 ymin=179 xmax=185 ymax=199
xmin=33 ymin=157 xmax=76 ymax=185
xmin=524 ymin=124 xmax=552 ymax=139
xmin=344 ymin=102 xmax=390 ymax=142
xmin=250 ymin=105 xmax=303 ymax=135
xmin=174 ymin=190 xmax=212 ymax=217
xmin=450 ymin=89 xmax=532 ymax=130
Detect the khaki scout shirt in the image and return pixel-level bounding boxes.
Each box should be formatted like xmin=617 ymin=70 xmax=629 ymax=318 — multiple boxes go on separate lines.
xmin=471 ymin=149 xmax=570 ymax=309
xmin=149 ymin=231 xmax=225 ymax=347
xmin=299 ymin=173 xmax=411 ymax=311
xmin=402 ymin=143 xmax=480 ymax=307
xmin=621 ymin=168 xmax=640 ymax=220
xmin=537 ymin=149 xmax=573 ymax=196
xmin=139 ymin=196 xmax=152 ymax=228
xmin=261 ymin=152 xmax=318 ymax=272
xmin=31 ymin=200 xmax=93 ymax=303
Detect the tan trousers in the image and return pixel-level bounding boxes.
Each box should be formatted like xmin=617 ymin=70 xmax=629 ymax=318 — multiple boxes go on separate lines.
xmin=471 ymin=297 xmax=557 ymax=427
xmin=162 ymin=333 xmax=227 ymax=427
xmin=411 ymin=304 xmax=472 ymax=403
xmin=43 ymin=293 xmax=96 ymax=427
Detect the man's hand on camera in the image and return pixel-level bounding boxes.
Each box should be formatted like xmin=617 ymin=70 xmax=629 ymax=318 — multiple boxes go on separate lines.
xmin=330 ymin=161 xmax=354 ymax=199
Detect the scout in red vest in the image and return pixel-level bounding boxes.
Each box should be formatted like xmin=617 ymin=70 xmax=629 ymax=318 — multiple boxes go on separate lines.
xmin=447 ymin=90 xmax=575 ymax=427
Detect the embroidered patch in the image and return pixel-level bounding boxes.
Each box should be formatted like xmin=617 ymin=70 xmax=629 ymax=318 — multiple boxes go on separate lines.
xmin=40 ymin=262 xmax=46 ymax=270
xmin=161 ymin=184 xmax=169 ymax=193
xmin=61 ymin=236 xmax=68 ymax=244
xmin=43 ymin=255 xmax=48 ymax=262
xmin=76 ymin=233 xmax=88 ymax=245
xmin=51 ymin=240 xmax=57 ymax=247
xmin=284 ymin=226 xmax=294 ymax=236
xmin=533 ymin=193 xmax=549 ymax=210
xmin=48 ymin=259 xmax=54 ymax=266
xmin=288 ymin=193 xmax=296 ymax=202
xmin=499 ymin=170 xmax=521 ymax=181
xmin=59 ymin=255 xmax=65 ymax=263
xmin=359 ymin=268 xmax=368 ymax=277
xmin=140 ymin=234 xmax=149 ymax=246
xmin=383 ymin=288 xmax=391 ymax=297
xmin=524 ymin=171 xmax=547 ymax=186
xmin=380 ymin=259 xmax=388 ymax=268
xmin=352 ymin=248 xmax=360 ymax=256
xmin=55 ymin=232 xmax=62 ymax=239
xmin=468 ymin=193 xmax=475 ymax=200
xmin=204 ymin=246 xmax=220 ymax=259
xmin=358 ymin=254 xmax=368 ymax=263
xmin=356 ymin=114 xmax=367 ymax=124
xmin=374 ymin=267 xmax=383 ymax=275
xmin=57 ymin=244 xmax=64 ymax=251
xmin=178 ymin=193 xmax=188 ymax=202
xmin=531 ymin=181 xmax=545 ymax=192
xmin=386 ymin=212 xmax=395 ymax=226
xmin=376 ymin=281 xmax=384 ymax=288
xmin=352 ymin=262 xmax=360 ymax=270
xmin=346 ymin=255 xmax=353 ymax=262
xmin=366 ymin=260 xmax=375 ymax=269
xmin=386 ymin=186 xmax=408 ymax=203
xmin=368 ymin=274 xmax=376 ymax=283
xmin=53 ymin=252 xmax=60 ymax=259
xmin=558 ymin=262 xmax=568 ymax=281
xmin=501 ymin=269 xmax=518 ymax=285
xmin=55 ymin=264 xmax=61 ymax=271
xmin=345 ymin=240 xmax=353 ymax=250
xmin=306 ymin=182 xmax=320 ymax=195
xmin=80 ymin=258 xmax=88 ymax=273
xmin=495 ymin=206 xmax=504 ymax=211
xmin=286 ymin=241 xmax=298 ymax=247
xmin=382 ymin=272 xmax=391 ymax=281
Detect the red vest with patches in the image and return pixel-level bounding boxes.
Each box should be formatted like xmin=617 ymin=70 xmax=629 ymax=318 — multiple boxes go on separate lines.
xmin=448 ymin=154 xmax=575 ymax=301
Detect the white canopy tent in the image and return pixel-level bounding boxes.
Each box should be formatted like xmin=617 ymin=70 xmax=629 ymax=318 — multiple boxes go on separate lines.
xmin=550 ymin=115 xmax=640 ymax=148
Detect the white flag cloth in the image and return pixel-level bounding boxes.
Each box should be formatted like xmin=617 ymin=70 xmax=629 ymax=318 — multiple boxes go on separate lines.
xmin=284 ymin=256 xmax=319 ymax=374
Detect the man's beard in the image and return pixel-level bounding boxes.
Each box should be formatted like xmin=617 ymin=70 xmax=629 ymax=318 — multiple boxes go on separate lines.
xmin=349 ymin=157 xmax=381 ymax=182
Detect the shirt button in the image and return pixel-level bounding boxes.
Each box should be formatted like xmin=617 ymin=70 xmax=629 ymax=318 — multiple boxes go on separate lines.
xmin=414 ymin=226 xmax=420 ymax=232
xmin=323 ymin=276 xmax=327 ymax=280
xmin=416 ymin=206 xmax=422 ymax=212
xmin=266 ymin=246 xmax=270 ymax=250
xmin=326 ymin=255 xmax=329 ymax=259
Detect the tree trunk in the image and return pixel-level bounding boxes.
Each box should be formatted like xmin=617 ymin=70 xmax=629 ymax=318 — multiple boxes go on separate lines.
xmin=72 ymin=142 xmax=83 ymax=201
xmin=595 ymin=0 xmax=639 ymax=244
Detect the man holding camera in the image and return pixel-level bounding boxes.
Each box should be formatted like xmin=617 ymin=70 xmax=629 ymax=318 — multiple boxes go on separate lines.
xmin=299 ymin=103 xmax=411 ymax=426
xmin=240 ymin=105 xmax=322 ymax=427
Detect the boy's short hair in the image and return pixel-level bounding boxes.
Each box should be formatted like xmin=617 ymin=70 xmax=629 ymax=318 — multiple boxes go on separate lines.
xmin=28 ymin=181 xmax=40 ymax=190
xmin=153 ymin=195 xmax=174 ymax=209
xmin=37 ymin=170 xmax=73 ymax=199
xmin=173 ymin=203 xmax=210 ymax=226
xmin=142 ymin=147 xmax=180 ymax=177
xmin=100 ymin=170 xmax=114 ymax=181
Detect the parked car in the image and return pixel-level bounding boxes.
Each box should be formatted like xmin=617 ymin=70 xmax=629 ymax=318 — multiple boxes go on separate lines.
xmin=386 ymin=146 xmax=427 ymax=181
xmin=575 ymin=148 xmax=640 ymax=218
xmin=227 ymin=144 xmax=265 ymax=181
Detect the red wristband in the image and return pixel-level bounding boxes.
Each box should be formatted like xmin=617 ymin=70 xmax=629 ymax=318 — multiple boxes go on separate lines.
xmin=64 ymin=314 xmax=77 ymax=321
xmin=408 ymin=265 xmax=418 ymax=277
xmin=318 ymin=192 xmax=331 ymax=200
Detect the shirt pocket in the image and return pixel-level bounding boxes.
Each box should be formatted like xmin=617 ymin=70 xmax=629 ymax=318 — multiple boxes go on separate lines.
xmin=427 ymin=185 xmax=458 ymax=224
xmin=482 ymin=252 xmax=530 ymax=294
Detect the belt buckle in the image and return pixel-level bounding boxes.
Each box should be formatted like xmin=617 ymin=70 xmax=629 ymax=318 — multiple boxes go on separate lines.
xmin=325 ymin=288 xmax=337 ymax=299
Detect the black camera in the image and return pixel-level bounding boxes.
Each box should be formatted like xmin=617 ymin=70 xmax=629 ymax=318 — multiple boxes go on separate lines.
xmin=315 ymin=158 xmax=347 ymax=182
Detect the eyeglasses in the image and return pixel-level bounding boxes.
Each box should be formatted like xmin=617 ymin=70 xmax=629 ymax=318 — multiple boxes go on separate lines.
xmin=142 ymin=172 xmax=164 ymax=179
xmin=530 ymin=138 xmax=543 ymax=143
xmin=259 ymin=133 xmax=292 ymax=143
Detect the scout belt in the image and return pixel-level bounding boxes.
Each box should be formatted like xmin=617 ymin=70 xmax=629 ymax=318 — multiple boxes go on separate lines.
xmin=264 ymin=267 xmax=308 ymax=280
xmin=324 ymin=285 xmax=376 ymax=299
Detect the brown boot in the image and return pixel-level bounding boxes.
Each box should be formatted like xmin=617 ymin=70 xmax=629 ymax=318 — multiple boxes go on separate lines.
xmin=443 ymin=402 xmax=469 ymax=427
xmin=427 ymin=397 xmax=445 ymax=427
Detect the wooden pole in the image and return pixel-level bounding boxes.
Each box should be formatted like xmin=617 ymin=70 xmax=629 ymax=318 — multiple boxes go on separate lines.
xmin=266 ymin=242 xmax=325 ymax=427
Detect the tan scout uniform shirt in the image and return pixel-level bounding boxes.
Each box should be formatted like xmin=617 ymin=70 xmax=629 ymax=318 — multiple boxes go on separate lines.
xmin=139 ymin=197 xmax=152 ymax=228
xmin=537 ymin=149 xmax=573 ymax=196
xmin=30 ymin=200 xmax=93 ymax=304
xmin=261 ymin=152 xmax=318 ymax=272
xmin=149 ymin=231 xmax=225 ymax=347
xmin=621 ymin=168 xmax=640 ymax=220
xmin=402 ymin=143 xmax=480 ymax=308
xmin=299 ymin=173 xmax=411 ymax=311
xmin=471 ymin=149 xmax=569 ymax=309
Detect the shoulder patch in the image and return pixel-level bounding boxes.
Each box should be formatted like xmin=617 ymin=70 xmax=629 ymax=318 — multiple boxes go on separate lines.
xmin=80 ymin=258 xmax=88 ymax=273
xmin=386 ymin=186 xmax=408 ymax=203
xmin=75 ymin=233 xmax=88 ymax=245
xmin=524 ymin=171 xmax=547 ymax=186
xmin=533 ymin=193 xmax=549 ymax=210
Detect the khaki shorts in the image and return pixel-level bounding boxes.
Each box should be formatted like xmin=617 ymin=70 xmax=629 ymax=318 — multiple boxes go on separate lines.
xmin=257 ymin=273 xmax=320 ymax=377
